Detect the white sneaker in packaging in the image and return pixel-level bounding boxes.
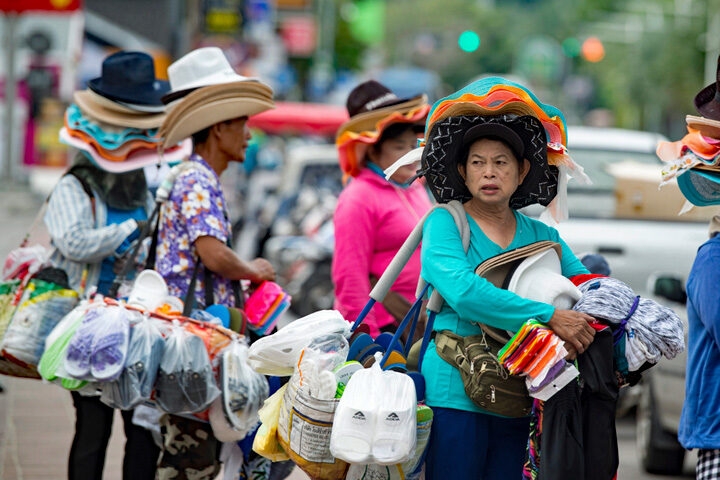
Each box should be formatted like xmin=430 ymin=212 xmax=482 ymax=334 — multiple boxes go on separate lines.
xmin=329 ymin=366 xmax=376 ymax=464
xmin=371 ymin=369 xmax=417 ymax=465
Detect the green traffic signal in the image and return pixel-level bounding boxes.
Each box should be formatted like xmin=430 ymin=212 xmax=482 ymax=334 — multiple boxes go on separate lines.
xmin=458 ymin=30 xmax=480 ymax=52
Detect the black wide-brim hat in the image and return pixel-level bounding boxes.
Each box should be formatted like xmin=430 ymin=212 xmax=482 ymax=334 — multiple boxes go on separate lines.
xmin=694 ymin=54 xmax=720 ymax=120
xmin=421 ymin=114 xmax=558 ymax=209
xmin=88 ymin=51 xmax=170 ymax=108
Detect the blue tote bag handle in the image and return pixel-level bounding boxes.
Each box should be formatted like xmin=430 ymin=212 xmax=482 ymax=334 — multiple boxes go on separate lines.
xmin=350 ymin=200 xmax=470 ymax=371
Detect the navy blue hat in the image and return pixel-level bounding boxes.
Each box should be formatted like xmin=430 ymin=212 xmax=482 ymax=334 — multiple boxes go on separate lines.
xmin=87 ymin=51 xmax=170 ymax=108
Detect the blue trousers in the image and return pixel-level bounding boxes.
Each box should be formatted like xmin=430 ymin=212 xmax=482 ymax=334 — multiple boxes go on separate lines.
xmin=425 ymin=406 xmax=531 ymax=480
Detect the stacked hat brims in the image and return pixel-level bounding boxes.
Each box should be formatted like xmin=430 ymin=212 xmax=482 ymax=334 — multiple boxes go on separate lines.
xmin=425 ymin=77 xmax=571 ymax=166
xmin=61 ymin=51 xmax=186 ymax=173
xmin=656 ymin=116 xmax=720 ymax=207
xmin=334 ymin=80 xmax=430 ymax=178
xmin=159 ymin=80 xmax=275 ymax=151
xmin=336 ymin=100 xmax=429 ymax=178
xmin=655 ymin=60 xmax=720 ymax=207
xmin=66 ymin=92 xmax=190 ymax=173
xmin=336 ymin=95 xmax=428 ymax=140
xmin=413 ymin=76 xmax=591 ymax=218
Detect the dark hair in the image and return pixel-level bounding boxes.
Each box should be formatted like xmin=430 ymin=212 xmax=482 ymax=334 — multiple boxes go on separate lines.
xmin=458 ymin=134 xmax=522 ymax=168
xmin=191 ymin=126 xmax=212 ymax=146
xmin=190 ymin=118 xmax=245 ymax=147
xmin=370 ymin=122 xmax=421 ymax=156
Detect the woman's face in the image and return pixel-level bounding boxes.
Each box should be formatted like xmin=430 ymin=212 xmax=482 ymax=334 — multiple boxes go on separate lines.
xmin=369 ymin=128 xmax=420 ymax=184
xmin=458 ymin=138 xmax=529 ymax=208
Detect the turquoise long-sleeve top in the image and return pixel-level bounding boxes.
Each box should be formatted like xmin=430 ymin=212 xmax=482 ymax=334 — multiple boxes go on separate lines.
xmin=420 ymin=207 xmax=588 ymax=413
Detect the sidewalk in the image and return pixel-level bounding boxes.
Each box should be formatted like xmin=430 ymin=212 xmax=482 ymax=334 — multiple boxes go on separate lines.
xmin=0 ymin=376 xmax=125 ymax=480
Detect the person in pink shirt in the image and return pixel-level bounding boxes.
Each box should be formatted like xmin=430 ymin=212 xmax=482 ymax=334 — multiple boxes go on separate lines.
xmin=333 ymin=80 xmax=432 ymax=338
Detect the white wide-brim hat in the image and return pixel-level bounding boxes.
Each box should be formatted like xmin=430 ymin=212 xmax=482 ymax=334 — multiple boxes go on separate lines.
xmin=507 ymin=249 xmax=581 ymax=309
xmin=162 ymin=46 xmax=262 ymax=104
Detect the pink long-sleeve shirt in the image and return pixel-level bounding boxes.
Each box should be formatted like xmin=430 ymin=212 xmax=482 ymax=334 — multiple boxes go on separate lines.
xmin=332 ymin=168 xmax=433 ymax=337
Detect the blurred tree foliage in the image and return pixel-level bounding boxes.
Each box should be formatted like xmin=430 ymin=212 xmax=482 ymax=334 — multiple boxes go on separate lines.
xmin=332 ymin=0 xmax=708 ymax=135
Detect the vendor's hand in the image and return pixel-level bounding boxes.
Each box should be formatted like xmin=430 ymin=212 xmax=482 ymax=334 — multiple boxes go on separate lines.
xmin=564 ymin=342 xmax=579 ymax=361
xmin=136 ymin=220 xmax=148 ymax=235
xmin=547 ymin=309 xmax=596 ymax=355
xmin=248 ymin=258 xmax=275 ymax=283
xmin=113 ymin=252 xmax=136 ymax=275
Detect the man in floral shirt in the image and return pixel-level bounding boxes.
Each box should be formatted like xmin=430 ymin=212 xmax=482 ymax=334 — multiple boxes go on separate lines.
xmin=154 ymin=48 xmax=277 ymax=480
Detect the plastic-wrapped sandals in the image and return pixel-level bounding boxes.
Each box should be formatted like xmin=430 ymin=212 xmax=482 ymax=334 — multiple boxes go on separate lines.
xmin=209 ymin=340 xmax=270 ymax=442
xmin=154 ymin=324 xmax=220 ymax=414
xmin=62 ymin=303 xmax=132 ymax=382
xmin=247 ymin=310 xmax=350 ymax=376
xmin=101 ymin=313 xmax=165 ymax=409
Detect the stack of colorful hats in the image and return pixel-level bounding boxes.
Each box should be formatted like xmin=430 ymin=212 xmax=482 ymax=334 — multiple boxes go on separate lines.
xmin=656 ymin=56 xmax=720 ymax=208
xmin=59 ymin=51 xmax=191 ymax=173
xmin=385 ymin=76 xmax=591 ymax=223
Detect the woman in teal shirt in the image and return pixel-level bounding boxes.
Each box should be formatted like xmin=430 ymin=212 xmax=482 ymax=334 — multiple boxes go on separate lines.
xmin=417 ymin=112 xmax=596 ymax=479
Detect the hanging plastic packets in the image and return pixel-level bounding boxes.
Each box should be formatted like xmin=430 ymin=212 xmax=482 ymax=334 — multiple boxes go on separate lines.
xmin=100 ymin=313 xmax=165 ymax=410
xmin=154 ymin=324 xmax=220 ymax=414
xmin=208 ymin=339 xmax=269 ymax=442
xmin=330 ymin=352 xmax=417 ymax=467
xmin=498 ymin=319 xmax=579 ymax=401
xmin=38 ymin=300 xmax=95 ymax=387
xmin=62 ymin=303 xmax=132 ymax=383
xmin=252 ymin=383 xmax=291 ymax=462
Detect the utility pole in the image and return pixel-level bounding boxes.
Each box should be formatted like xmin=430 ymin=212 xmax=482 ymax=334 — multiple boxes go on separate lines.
xmin=2 ymin=12 xmax=17 ymax=182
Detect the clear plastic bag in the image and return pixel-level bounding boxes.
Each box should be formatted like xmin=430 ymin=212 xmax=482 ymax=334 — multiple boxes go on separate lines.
xmin=247 ymin=309 xmax=350 ymax=376
xmin=2 ymin=245 xmax=48 ymax=281
xmin=220 ymin=340 xmax=269 ymax=433
xmin=63 ymin=304 xmax=132 ymax=383
xmin=154 ymin=325 xmax=220 ymax=414
xmin=209 ymin=340 xmax=270 ymax=441
xmin=101 ymin=313 xmax=165 ymax=410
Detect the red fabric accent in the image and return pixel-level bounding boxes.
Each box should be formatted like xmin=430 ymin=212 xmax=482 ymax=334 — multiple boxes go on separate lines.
xmin=569 ymin=273 xmax=606 ymax=286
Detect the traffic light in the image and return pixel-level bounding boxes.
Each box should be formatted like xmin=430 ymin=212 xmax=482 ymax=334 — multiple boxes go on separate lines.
xmin=581 ymin=37 xmax=605 ymax=63
xmin=458 ymin=30 xmax=480 ymax=53
xmin=561 ymin=37 xmax=581 ymax=58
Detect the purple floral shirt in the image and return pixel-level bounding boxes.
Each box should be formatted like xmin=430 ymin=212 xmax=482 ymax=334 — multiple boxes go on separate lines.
xmin=156 ymin=155 xmax=235 ymax=308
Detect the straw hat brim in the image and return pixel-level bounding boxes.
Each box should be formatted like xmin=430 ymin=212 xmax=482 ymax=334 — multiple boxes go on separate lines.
xmin=336 ymin=94 xmax=428 ymax=139
xmin=159 ymin=82 xmax=275 ymax=149
xmin=74 ymin=90 xmax=166 ymax=130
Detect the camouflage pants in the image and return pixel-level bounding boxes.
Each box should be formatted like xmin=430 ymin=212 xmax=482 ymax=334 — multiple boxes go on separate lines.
xmin=156 ymin=414 xmax=220 ymax=480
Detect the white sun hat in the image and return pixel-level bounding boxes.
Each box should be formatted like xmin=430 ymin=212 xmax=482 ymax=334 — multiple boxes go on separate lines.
xmin=507 ymin=248 xmax=581 ymax=309
xmin=161 ymin=46 xmax=262 ymax=105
